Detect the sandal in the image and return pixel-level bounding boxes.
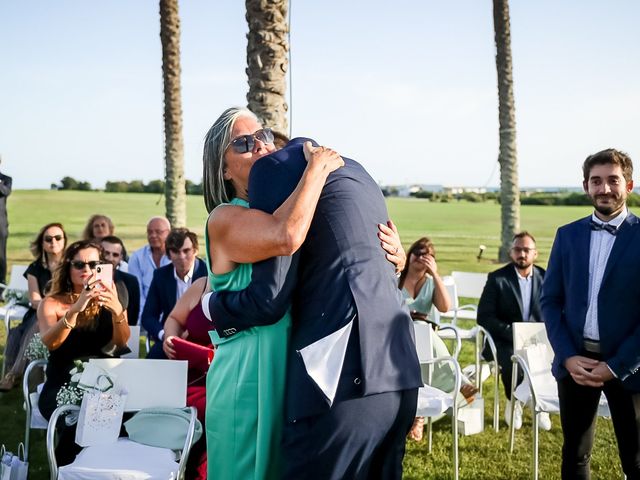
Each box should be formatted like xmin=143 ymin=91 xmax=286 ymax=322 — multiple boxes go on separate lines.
xmin=460 ymin=383 xmax=479 ymax=405
xmin=408 ymin=416 xmax=425 ymax=441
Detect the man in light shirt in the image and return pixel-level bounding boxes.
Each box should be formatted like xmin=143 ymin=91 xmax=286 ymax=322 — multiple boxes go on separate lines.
xmin=141 ymin=228 xmax=207 ymax=359
xmin=542 ymin=148 xmax=640 ymax=479
xmin=477 ymin=232 xmax=547 ymax=430
xmin=128 ymin=216 xmax=172 ymax=323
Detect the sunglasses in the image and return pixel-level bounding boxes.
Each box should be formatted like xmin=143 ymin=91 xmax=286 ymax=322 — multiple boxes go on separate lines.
xmin=227 ymin=128 xmax=274 ymax=154
xmin=70 ymin=261 xmax=100 ymax=270
xmin=44 ymin=235 xmax=63 ymax=243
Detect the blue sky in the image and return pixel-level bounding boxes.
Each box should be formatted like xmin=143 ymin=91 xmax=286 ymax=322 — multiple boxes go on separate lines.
xmin=1 ymin=1 xmax=639 ymax=189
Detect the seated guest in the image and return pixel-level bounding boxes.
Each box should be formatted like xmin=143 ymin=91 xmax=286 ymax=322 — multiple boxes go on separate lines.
xmin=82 ymin=214 xmax=114 ymax=242
xmin=399 ymin=236 xmax=478 ymax=441
xmin=141 ymin=228 xmax=207 ymax=359
xmin=128 ymin=216 xmax=171 ymax=323
xmin=0 ymin=222 xmax=66 ymax=391
xmin=477 ymin=231 xmax=549 ymax=430
xmin=38 ymin=240 xmax=130 ymax=464
xmin=101 ymin=236 xmax=141 ymax=325
xmin=162 ymin=276 xmax=212 ymax=480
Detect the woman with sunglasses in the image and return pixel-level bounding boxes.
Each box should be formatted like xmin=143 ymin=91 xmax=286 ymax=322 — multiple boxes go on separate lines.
xmin=38 ymin=240 xmax=130 ymax=464
xmin=202 ymin=108 xmax=405 ymax=479
xmin=0 ymin=223 xmax=67 ymax=391
xmin=201 ymin=107 xmax=346 ymax=480
xmin=399 ymin=237 xmax=478 ymax=441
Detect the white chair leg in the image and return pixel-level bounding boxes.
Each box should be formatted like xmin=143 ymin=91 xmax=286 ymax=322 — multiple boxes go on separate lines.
xmin=509 ymin=363 xmax=519 ymax=454
xmin=426 ymin=416 xmax=433 ymax=454
xmin=493 ymin=359 xmax=500 ymax=432
xmin=532 ymin=411 xmax=539 ymax=480
xmin=452 ymin=406 xmax=459 ymax=480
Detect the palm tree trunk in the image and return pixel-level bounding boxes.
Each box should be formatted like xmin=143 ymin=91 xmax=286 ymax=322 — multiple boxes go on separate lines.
xmin=245 ymin=0 xmax=289 ymax=134
xmin=493 ymin=0 xmax=520 ymax=262
xmin=160 ymin=0 xmax=186 ymax=227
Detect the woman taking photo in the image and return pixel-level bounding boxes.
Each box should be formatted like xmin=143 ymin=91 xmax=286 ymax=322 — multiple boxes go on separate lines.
xmin=399 ymin=236 xmax=477 ymax=441
xmin=0 ymin=222 xmax=67 ymax=391
xmin=38 ymin=240 xmax=129 ymax=463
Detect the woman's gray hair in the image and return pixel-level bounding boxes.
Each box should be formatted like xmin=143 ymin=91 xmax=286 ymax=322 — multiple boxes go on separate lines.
xmin=202 ymin=107 xmax=258 ymax=213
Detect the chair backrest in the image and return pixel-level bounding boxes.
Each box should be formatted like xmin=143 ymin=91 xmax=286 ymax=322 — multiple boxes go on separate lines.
xmin=88 ymin=358 xmax=187 ymax=411
xmin=451 ymin=271 xmax=488 ymax=300
xmin=413 ymin=321 xmax=434 ymax=363
xmin=441 ymin=275 xmax=458 ymax=310
xmin=7 ymin=265 xmax=28 ymax=291
xmin=122 ymin=325 xmax=140 ymax=359
xmin=512 ymin=322 xmax=554 ymax=375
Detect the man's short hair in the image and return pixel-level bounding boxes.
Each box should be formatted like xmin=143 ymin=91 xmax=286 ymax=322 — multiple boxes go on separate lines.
xmin=582 ymin=148 xmax=633 ymax=182
xmin=512 ymin=231 xmax=536 ymax=245
xmin=101 ymin=235 xmax=127 ymax=259
xmin=165 ymin=228 xmax=198 ymax=255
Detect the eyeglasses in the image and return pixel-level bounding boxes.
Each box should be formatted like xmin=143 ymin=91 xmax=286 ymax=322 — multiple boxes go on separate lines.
xmin=70 ymin=261 xmax=100 ymax=270
xmin=511 ymin=247 xmax=536 ymax=255
xmin=44 ymin=235 xmax=63 ymax=243
xmin=226 ymin=128 xmax=274 ymax=154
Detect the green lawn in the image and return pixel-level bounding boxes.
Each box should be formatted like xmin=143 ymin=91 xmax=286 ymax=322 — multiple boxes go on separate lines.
xmin=0 ymin=191 xmax=620 ymax=479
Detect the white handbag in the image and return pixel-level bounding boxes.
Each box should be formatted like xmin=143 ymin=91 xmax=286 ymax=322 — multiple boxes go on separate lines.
xmin=0 ymin=444 xmax=28 ymax=480
xmin=74 ymin=370 xmax=127 ymax=447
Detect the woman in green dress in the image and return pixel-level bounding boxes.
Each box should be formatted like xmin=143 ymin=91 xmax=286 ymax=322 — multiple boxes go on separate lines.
xmin=201 ymin=107 xmax=344 ymax=479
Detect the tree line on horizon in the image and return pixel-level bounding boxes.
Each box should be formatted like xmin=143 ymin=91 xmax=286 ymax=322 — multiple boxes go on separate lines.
xmin=52 ymin=176 xmax=203 ymax=195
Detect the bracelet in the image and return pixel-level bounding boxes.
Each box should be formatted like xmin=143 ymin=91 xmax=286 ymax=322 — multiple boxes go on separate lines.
xmin=62 ymin=313 xmax=75 ymax=330
xmin=114 ymin=311 xmax=126 ymax=324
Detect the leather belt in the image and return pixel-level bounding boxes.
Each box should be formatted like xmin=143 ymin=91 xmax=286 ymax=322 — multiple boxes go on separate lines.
xmin=583 ymin=338 xmax=601 ymax=354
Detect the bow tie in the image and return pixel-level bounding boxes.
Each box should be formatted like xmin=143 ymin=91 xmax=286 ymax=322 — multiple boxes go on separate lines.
xmin=590 ymin=220 xmax=618 ymax=236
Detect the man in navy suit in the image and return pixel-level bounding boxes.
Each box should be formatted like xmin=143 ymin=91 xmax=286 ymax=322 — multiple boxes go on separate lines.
xmin=541 ymin=148 xmax=640 ymax=479
xmin=478 ymin=231 xmax=547 ymax=430
xmin=142 ymin=228 xmax=207 ymax=359
xmin=204 ymin=139 xmax=422 ymax=479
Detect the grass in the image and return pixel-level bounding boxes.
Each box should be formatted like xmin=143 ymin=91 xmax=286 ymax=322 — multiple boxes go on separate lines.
xmin=0 ymin=191 xmax=620 ymax=479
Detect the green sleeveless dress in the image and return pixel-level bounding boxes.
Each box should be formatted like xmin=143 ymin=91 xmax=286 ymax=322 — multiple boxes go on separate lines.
xmin=205 ymin=198 xmax=291 ymax=480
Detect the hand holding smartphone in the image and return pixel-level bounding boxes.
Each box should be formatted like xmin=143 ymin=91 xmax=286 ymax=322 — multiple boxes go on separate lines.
xmin=95 ymin=263 xmax=113 ymax=289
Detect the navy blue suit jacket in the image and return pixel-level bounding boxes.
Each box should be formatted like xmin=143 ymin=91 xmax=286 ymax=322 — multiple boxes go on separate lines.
xmin=541 ymin=212 xmax=640 ymax=389
xmin=208 ymin=138 xmax=422 ymax=421
xmin=142 ymin=258 xmax=207 ymax=358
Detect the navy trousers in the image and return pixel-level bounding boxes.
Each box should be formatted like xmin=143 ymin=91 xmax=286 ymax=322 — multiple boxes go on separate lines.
xmin=282 ymin=388 xmax=418 ymax=480
xmin=558 ymin=370 xmax=640 ymax=479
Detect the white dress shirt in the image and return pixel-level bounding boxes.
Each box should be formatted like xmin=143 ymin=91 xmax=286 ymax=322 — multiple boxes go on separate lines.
xmin=515 ymin=267 xmax=533 ymax=321
xmin=583 ymin=208 xmax=628 ymax=341
xmin=174 ymin=262 xmax=196 ymax=300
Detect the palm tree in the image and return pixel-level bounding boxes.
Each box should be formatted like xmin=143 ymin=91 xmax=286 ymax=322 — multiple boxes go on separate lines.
xmin=159 ymin=0 xmax=186 ymax=227
xmin=493 ymin=0 xmax=520 ymax=262
xmin=245 ymin=0 xmax=289 ymax=134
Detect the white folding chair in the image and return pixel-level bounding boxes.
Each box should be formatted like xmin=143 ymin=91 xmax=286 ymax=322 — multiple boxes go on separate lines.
xmin=414 ymin=321 xmax=462 ymax=480
xmin=440 ymin=272 xmax=488 ymax=324
xmin=23 ymin=359 xmax=48 ymax=462
xmin=509 ymin=322 xmax=609 ymax=480
xmin=0 ymin=265 xmax=30 ymax=377
xmin=46 ymin=359 xmax=198 ymax=480
xmin=436 ymin=274 xmax=501 ymax=431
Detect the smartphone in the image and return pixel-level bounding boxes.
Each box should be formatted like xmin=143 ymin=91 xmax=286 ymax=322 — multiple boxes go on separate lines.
xmin=95 ymin=263 xmax=113 ymax=288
